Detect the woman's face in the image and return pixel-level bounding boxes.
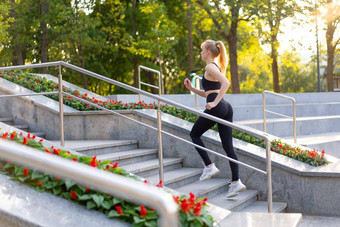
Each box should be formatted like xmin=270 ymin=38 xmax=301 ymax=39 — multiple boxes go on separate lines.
xmin=200 ymin=46 xmax=209 ymax=61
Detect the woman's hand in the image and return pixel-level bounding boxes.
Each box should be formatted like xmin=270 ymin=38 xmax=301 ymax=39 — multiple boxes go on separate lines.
xmin=184 ymin=78 xmax=193 ymax=91
xmin=205 ymin=102 xmax=217 ymax=110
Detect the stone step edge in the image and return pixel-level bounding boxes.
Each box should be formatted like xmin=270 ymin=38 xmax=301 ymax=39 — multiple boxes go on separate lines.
xmin=146 ymin=168 xmax=202 ymax=185
xmin=176 ymin=179 xmax=229 ymax=198
xmin=96 ymin=149 xmax=158 ymax=161
xmin=208 ymin=190 xmax=258 ymax=211
xmin=64 ymin=140 xmax=139 ymax=152
xmin=122 ymin=158 xmax=183 ymax=174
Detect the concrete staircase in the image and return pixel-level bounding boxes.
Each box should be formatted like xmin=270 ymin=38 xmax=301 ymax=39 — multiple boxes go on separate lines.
xmin=58 ymin=140 xmax=290 ymax=220
xmin=0 ymin=117 xmax=46 ymax=139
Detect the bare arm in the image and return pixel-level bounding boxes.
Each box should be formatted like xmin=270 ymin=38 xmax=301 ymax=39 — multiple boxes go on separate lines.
xmin=204 ymin=64 xmax=230 ymax=110
xmin=184 ymin=78 xmax=206 ymax=97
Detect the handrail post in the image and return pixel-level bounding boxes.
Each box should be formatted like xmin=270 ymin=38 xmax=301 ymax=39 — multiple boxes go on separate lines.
xmin=58 ymin=64 xmax=65 ymax=147
xmin=195 ymin=76 xmax=200 ymax=109
xmin=157 ymin=71 xmax=164 ymax=183
xmin=293 ymin=100 xmax=297 ymax=143
xmin=266 ymin=138 xmax=273 ymax=213
xmin=263 ymin=92 xmax=266 ymax=132
xmin=138 ymin=66 xmax=141 ymax=102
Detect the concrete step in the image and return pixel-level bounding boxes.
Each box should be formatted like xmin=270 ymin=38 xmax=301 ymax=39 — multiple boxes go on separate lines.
xmin=176 ymin=178 xmax=229 ymax=199
xmin=208 ymin=190 xmax=258 ymax=212
xmin=96 ymin=149 xmax=158 ymax=165
xmin=146 ymin=168 xmax=202 ymax=188
xmin=218 ymin=212 xmax=302 ymax=227
xmin=237 ymin=115 xmax=340 ymax=137
xmin=30 ymin=131 xmax=46 ymax=138
xmin=0 ymin=117 xmax=13 ymax=124
xmin=233 ymin=102 xmax=340 ymax=121
xmin=12 ymin=124 xmax=29 ymax=130
xmin=120 ymin=158 xmax=183 ymax=178
xmin=58 ymin=140 xmax=139 ymax=156
xmin=239 ymin=201 xmax=287 ymax=213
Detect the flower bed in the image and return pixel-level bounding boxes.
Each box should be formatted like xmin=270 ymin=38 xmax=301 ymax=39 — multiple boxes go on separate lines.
xmin=0 ymin=71 xmax=329 ymax=166
xmin=0 ymin=131 xmax=214 ymax=226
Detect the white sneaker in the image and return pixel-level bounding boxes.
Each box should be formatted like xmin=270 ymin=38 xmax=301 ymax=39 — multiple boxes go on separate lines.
xmin=226 ymin=179 xmax=246 ymax=198
xmin=199 ymin=163 xmax=220 ymax=181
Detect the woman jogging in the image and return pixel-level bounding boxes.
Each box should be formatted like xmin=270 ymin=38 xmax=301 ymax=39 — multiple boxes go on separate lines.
xmin=184 ymin=40 xmax=246 ymax=198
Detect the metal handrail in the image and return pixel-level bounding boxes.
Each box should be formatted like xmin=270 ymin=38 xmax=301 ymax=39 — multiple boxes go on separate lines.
xmin=137 ymin=65 xmax=164 ymax=183
xmin=0 ymin=140 xmax=178 ymax=227
xmin=263 ymin=90 xmax=296 ymax=143
xmin=0 ymin=61 xmax=273 ymax=212
xmin=191 ymin=74 xmax=202 ymax=109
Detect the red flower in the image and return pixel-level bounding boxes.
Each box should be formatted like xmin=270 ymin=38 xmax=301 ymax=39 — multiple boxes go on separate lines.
xmin=1 ymin=132 xmax=9 ymax=140
xmin=115 ymin=206 xmax=123 ymax=214
xmin=89 ymin=156 xmax=97 ymax=167
xmin=322 ymin=150 xmax=325 ymax=157
xmin=181 ymin=199 xmax=190 ymax=213
xmin=189 ymin=192 xmax=196 ymax=204
xmin=70 ymin=191 xmax=78 ymax=200
xmin=39 ymin=139 xmax=44 ymax=142
xmin=53 ymin=148 xmax=60 ymax=156
xmin=32 ymin=135 xmax=36 ymax=139
xmin=45 ymin=148 xmax=52 ymax=154
xmin=23 ymin=168 xmax=29 ymax=176
xmin=85 ymin=187 xmax=90 ymax=193
xmin=10 ymin=132 xmax=16 ymax=140
xmin=54 ymin=176 xmax=61 ymax=182
xmin=38 ymin=182 xmax=44 ymax=187
xmin=112 ymin=162 xmax=118 ymax=168
xmin=173 ymin=196 xmax=179 ymax=203
xmin=156 ymin=180 xmax=163 ymax=188
xmin=72 ymin=157 xmax=77 ymax=162
xmin=23 ymin=137 xmax=28 ymax=145
xmin=203 ymin=197 xmax=208 ymax=205
xmin=144 ymin=179 xmax=148 ymax=184
xmin=194 ymin=202 xmax=202 ymax=216
xmin=27 ymin=133 xmax=31 ymax=139
xmin=139 ymin=205 xmax=148 ymax=216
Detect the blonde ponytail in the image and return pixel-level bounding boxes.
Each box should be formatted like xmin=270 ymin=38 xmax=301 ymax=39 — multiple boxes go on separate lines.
xmin=201 ymin=40 xmax=228 ymax=75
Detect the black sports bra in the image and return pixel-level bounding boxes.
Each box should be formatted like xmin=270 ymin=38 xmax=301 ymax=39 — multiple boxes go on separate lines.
xmin=202 ymin=62 xmax=221 ymax=91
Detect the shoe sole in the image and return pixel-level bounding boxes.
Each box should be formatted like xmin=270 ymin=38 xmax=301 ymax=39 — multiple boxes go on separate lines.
xmin=226 ymin=186 xmax=246 ymax=198
xmin=199 ymin=170 xmax=220 ymax=181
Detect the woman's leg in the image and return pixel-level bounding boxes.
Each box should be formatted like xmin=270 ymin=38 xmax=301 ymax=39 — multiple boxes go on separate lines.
xmin=190 ymin=115 xmax=216 ymax=166
xmin=217 ymin=102 xmax=239 ymax=182
xmin=217 ymin=122 xmax=239 ymax=181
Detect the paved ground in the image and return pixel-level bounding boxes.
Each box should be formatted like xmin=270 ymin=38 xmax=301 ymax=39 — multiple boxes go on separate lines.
xmin=300 ymin=215 xmax=340 ymax=227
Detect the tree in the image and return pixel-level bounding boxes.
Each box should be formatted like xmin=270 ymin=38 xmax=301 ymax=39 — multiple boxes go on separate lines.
xmin=324 ymin=0 xmax=340 ymax=91
xmin=257 ymin=0 xmax=299 ymax=93
xmin=195 ymin=0 xmax=259 ymax=94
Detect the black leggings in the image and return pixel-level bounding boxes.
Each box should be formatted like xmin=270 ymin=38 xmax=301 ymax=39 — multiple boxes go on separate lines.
xmin=190 ymin=93 xmax=239 ymax=181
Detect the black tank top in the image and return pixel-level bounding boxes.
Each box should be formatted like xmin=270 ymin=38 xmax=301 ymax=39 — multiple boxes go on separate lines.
xmin=202 ymin=62 xmax=221 ymax=91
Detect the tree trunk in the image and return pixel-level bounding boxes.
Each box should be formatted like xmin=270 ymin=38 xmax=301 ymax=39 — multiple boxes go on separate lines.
xmin=40 ymin=0 xmax=50 ymax=73
xmin=326 ymin=0 xmax=335 ymax=92
xmin=146 ymin=71 xmax=157 ymax=94
xmin=227 ymin=16 xmax=241 ymax=94
xmin=187 ymin=0 xmax=194 ymax=73
xmin=132 ymin=0 xmax=139 ymax=88
xmin=270 ymin=20 xmax=280 ymax=93
xmin=326 ymin=39 xmax=335 ymax=91
xmin=10 ymin=0 xmax=24 ymax=65
xmin=77 ymin=44 xmax=88 ymax=89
